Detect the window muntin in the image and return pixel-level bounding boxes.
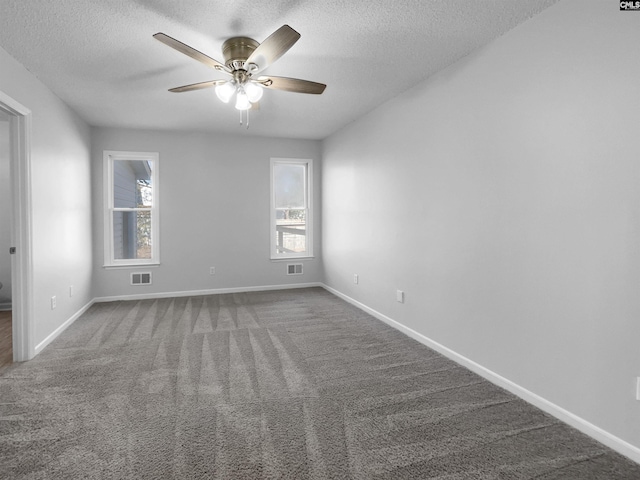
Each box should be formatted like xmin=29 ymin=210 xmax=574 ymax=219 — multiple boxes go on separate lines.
xmin=271 ymin=158 xmax=312 ymax=259
xmin=104 ymin=151 xmax=159 ymax=266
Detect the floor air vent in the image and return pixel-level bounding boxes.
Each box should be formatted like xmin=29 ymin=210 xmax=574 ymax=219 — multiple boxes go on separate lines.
xmin=287 ymin=263 xmax=303 ymax=275
xmin=131 ymin=272 xmax=152 ymax=285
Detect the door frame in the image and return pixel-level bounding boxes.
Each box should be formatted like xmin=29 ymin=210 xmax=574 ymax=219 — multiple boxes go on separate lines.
xmin=0 ymin=91 xmax=34 ymax=361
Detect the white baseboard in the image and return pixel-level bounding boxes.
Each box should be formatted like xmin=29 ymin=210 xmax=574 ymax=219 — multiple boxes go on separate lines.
xmin=321 ymin=283 xmax=640 ymax=465
xmin=93 ymin=282 xmax=323 ymax=303
xmin=34 ymin=299 xmax=95 ymax=355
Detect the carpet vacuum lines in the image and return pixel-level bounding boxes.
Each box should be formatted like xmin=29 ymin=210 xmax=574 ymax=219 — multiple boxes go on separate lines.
xmin=1 ymin=288 xmax=639 ymax=478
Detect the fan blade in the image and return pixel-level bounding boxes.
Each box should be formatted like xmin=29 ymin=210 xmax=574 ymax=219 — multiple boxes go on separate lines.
xmin=153 ymin=33 xmax=230 ymax=74
xmin=168 ymin=80 xmax=225 ymax=93
xmin=244 ymin=25 xmax=300 ymax=73
xmin=257 ymin=76 xmax=326 ymax=95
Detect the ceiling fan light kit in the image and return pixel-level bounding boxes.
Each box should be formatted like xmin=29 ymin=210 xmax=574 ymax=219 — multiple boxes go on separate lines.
xmin=153 ymin=25 xmax=326 ymax=119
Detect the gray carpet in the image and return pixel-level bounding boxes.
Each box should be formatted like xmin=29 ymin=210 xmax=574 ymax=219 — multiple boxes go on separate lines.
xmin=1 ymin=287 xmax=639 ymax=479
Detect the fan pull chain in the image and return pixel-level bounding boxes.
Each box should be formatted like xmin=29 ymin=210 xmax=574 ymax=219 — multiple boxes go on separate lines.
xmin=238 ymin=109 xmax=250 ymax=129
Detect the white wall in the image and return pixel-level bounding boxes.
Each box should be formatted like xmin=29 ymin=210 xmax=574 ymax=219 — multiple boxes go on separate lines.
xmin=322 ymin=0 xmax=640 ymax=454
xmin=0 ymin=46 xmax=93 ymax=347
xmin=0 ymin=117 xmax=10 ymax=304
xmin=91 ymin=127 xmax=322 ymax=298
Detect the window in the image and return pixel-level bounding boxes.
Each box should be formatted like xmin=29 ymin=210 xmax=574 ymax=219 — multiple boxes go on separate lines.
xmin=270 ymin=158 xmax=313 ymax=259
xmin=104 ymin=151 xmax=159 ymax=266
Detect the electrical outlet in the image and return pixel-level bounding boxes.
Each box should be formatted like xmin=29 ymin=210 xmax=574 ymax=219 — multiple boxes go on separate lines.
xmin=396 ymin=290 xmax=404 ymax=303
xmin=51 ymin=296 xmax=57 ymax=310
xmin=354 ymin=274 xmax=359 ymax=284
xmin=69 ymin=285 xmax=73 ymax=297
xmin=210 ymin=267 xmax=216 ymax=275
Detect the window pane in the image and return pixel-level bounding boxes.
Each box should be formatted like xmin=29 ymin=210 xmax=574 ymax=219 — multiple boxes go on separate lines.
xmin=113 ymin=210 xmax=152 ymax=260
xmin=276 ymin=209 xmax=306 ymax=253
xmin=114 ymin=159 xmax=153 ymax=208
xmin=274 ymin=164 xmax=305 ymax=209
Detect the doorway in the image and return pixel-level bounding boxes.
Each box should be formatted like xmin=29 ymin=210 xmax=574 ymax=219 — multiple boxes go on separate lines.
xmin=0 ymin=91 xmax=33 ymax=364
xmin=0 ymin=109 xmax=10 ymax=367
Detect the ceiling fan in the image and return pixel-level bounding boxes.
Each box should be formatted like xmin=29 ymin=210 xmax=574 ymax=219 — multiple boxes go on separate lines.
xmin=153 ymin=25 xmax=326 ymax=112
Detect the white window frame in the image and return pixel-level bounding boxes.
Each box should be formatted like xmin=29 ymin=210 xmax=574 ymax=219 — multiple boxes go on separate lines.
xmin=103 ymin=150 xmax=159 ymax=267
xmin=270 ymin=158 xmax=313 ymax=260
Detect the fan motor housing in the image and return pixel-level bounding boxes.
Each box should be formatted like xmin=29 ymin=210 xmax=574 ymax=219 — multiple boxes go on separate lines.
xmin=222 ymin=36 xmax=259 ymax=70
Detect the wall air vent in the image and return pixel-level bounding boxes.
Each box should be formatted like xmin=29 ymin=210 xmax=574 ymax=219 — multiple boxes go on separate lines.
xmin=287 ymin=263 xmax=303 ymax=275
xmin=131 ymin=272 xmax=152 ymax=285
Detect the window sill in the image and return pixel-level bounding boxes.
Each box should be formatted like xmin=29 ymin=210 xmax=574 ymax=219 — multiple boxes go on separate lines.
xmin=103 ymin=263 xmax=161 ymax=269
xmin=270 ymin=256 xmax=315 ymax=262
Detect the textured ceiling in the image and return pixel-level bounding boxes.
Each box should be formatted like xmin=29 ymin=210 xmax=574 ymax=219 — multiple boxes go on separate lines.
xmin=0 ymin=0 xmax=558 ymax=140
